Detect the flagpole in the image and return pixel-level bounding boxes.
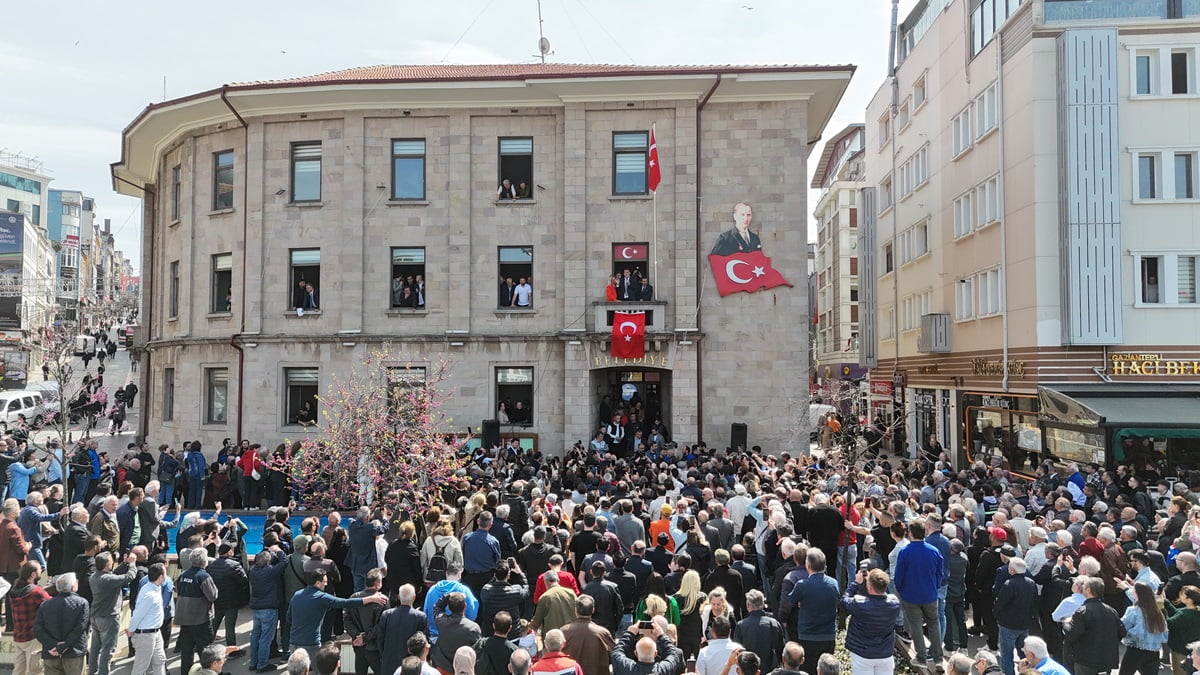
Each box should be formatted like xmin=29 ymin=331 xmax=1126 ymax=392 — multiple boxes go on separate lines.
xmin=652 ymin=189 xmax=658 ymax=289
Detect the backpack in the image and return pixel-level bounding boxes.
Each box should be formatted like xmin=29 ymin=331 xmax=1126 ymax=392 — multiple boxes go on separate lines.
xmin=425 ymin=538 xmax=450 ymax=583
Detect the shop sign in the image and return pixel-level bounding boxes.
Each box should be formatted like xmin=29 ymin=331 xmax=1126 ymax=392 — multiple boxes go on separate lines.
xmin=1110 ymin=353 xmax=1200 ymax=375
xmin=870 ymin=381 xmax=893 ymax=396
xmin=971 ymin=358 xmax=1025 ymax=376
xmin=918 ymin=364 xmax=940 ymax=374
xmin=981 ymin=394 xmax=1012 ymax=409
xmin=593 ymin=355 xmax=669 ymax=368
xmin=914 ymin=390 xmax=936 ymax=408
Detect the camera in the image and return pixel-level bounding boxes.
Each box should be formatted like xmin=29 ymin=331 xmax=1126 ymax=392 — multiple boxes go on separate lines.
xmin=858 ymin=559 xmax=876 ymax=572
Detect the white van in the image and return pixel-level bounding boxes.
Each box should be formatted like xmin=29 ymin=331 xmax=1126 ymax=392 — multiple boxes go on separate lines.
xmin=808 ymin=403 xmax=837 ymax=440
xmin=73 ymin=335 xmax=96 ymax=357
xmin=0 ymin=390 xmax=46 ymax=430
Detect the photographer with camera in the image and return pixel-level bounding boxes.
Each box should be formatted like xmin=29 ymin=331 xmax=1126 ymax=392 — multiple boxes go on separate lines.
xmin=842 ymin=565 xmax=901 ymax=675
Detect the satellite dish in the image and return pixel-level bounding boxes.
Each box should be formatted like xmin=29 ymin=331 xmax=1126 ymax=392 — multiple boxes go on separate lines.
xmin=538 ymin=37 xmax=551 ymax=56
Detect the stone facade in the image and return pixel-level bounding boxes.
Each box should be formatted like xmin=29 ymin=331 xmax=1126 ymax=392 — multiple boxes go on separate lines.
xmin=118 ymin=66 xmax=851 ymax=456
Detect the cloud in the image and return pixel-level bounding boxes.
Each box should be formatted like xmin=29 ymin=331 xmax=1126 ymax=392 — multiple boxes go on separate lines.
xmin=362 ymin=40 xmax=513 ymax=66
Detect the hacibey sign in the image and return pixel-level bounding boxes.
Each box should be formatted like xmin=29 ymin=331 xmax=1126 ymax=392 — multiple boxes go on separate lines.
xmin=1111 ymin=353 xmax=1200 ymax=375
xmin=971 ymin=358 xmax=1025 ymax=377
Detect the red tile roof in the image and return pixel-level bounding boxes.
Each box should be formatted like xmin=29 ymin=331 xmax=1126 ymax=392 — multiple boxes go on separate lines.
xmin=229 ymin=63 xmax=853 ymax=87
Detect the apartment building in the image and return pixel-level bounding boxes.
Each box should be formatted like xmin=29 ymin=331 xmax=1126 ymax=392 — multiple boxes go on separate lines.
xmin=863 ymin=0 xmax=1200 ymax=476
xmin=111 ymin=63 xmax=852 ymax=454
xmin=811 ymin=124 xmax=866 ymax=411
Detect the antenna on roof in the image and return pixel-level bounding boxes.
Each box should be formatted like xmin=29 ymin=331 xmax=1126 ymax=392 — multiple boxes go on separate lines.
xmin=535 ymin=0 xmax=553 ymax=63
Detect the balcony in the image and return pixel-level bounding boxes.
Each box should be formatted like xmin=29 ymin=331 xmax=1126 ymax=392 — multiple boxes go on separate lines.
xmin=592 ymin=301 xmax=668 ymax=333
xmin=1043 ymin=0 xmax=1198 ymax=22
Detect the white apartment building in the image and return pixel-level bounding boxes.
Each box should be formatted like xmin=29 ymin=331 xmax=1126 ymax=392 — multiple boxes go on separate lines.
xmin=811 ymin=124 xmax=866 ymax=411
xmin=863 ymin=0 xmax=1200 ymax=477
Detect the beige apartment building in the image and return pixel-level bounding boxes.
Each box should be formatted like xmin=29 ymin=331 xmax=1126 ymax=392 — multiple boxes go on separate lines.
xmin=811 ymin=124 xmax=866 ymax=409
xmin=111 ymin=63 xmax=852 ymax=455
xmin=864 ymin=0 xmax=1200 ymax=476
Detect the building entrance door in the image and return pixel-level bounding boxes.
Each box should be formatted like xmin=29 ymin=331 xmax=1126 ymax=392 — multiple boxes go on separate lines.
xmin=591 ymin=368 xmax=671 ymax=442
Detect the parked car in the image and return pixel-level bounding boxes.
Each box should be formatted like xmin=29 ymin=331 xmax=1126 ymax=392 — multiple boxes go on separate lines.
xmin=73 ymin=335 xmax=96 ymax=357
xmin=0 ymin=390 xmax=46 ymax=430
xmin=25 ymin=381 xmax=60 ymax=423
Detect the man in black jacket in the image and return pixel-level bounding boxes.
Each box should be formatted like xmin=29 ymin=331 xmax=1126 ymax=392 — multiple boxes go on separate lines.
xmin=703 ymin=549 xmax=745 ymax=620
xmin=474 ymin=611 xmax=518 ymax=675
xmin=1063 ymin=577 xmax=1126 ymax=675
xmin=34 ymin=572 xmax=90 ymax=670
xmin=647 ymin=533 xmax=673 ymax=577
xmin=994 ymin=557 xmax=1038 ymax=675
xmin=208 ymin=543 xmax=249 ymax=656
xmin=516 ymin=527 xmax=558 ymax=594
xmin=1165 ymin=551 xmax=1200 ymax=605
xmin=610 ymin=622 xmax=683 ymax=675
xmin=609 ymin=553 xmax=639 ymax=622
xmin=493 ymin=505 xmax=520 ymax=560
xmin=581 ymin=561 xmax=624 ymax=635
xmin=61 ymin=507 xmax=91 ymax=570
xmin=346 ymin=569 xmax=386 ymax=675
xmin=626 ymin=541 xmax=655 ymax=597
xmin=733 ymin=589 xmax=786 ymax=674
xmin=478 ymin=561 xmax=529 ymax=637
xmin=504 ymin=483 xmax=530 ymax=544
xmin=377 ymin=584 xmax=428 ymax=675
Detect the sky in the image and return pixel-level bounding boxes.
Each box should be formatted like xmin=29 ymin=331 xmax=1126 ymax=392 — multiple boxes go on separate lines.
xmin=0 ymin=0 xmax=918 ymax=273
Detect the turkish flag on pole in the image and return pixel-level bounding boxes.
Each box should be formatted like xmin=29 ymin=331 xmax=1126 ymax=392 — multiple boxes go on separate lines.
xmin=708 ymin=251 xmax=793 ymax=297
xmin=647 ymin=125 xmax=661 ymax=192
xmin=611 ymin=311 xmax=646 ymax=358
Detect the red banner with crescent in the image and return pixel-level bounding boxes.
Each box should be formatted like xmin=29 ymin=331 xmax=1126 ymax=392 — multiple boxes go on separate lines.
xmin=612 ymin=244 xmax=648 ymax=261
xmin=708 ymin=251 xmax=792 ymax=297
xmin=611 ymin=311 xmax=646 ymax=358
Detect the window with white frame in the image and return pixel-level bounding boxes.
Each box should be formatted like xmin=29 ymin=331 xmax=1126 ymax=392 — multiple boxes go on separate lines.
xmin=902 ymin=291 xmax=932 ymax=332
xmin=954 ymin=191 xmax=974 ymax=238
xmin=1133 ymin=252 xmax=1200 ymax=305
xmin=1135 ymin=50 xmax=1159 ymax=96
xmin=1172 ymin=49 xmax=1196 ymax=95
xmin=914 ymin=74 xmax=927 ymax=108
xmin=881 ymin=307 xmax=896 ymax=339
xmin=971 ymin=0 xmax=1024 ymax=58
xmin=952 ymin=108 xmax=973 ymax=157
xmin=900 ymin=221 xmax=929 ymax=264
xmin=976 ymin=175 xmax=1000 ymax=228
xmin=898 ymin=99 xmax=911 ymax=129
xmin=1132 ymin=150 xmax=1200 ymax=201
xmin=883 ymin=241 xmax=895 ymax=274
xmin=897 ymin=146 xmax=929 ymax=201
xmin=880 ymin=175 xmax=894 ymax=211
xmin=975 ymin=84 xmax=998 ymax=138
xmin=977 ymin=268 xmax=1003 ymax=316
xmin=878 ymin=113 xmax=892 ymax=146
xmin=956 ymin=277 xmax=976 ymax=320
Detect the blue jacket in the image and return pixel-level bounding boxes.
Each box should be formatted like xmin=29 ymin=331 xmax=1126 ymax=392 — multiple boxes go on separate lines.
xmin=185 ymin=452 xmax=205 ymax=479
xmin=87 ymin=449 xmax=100 ymax=479
xmin=249 ymin=550 xmax=289 ymax=610
xmin=289 ymin=586 xmax=364 ymax=647
xmin=785 ymin=571 xmax=839 ymax=640
xmin=116 ymin=502 xmax=138 ymax=552
xmin=346 ymin=518 xmax=388 ymax=577
xmin=462 ymin=528 xmax=501 ymax=574
xmin=423 ymin=579 xmax=478 ymax=638
xmin=18 ymin=505 xmax=59 ymax=549
xmin=8 ymin=463 xmax=36 ymax=501
xmin=842 ymin=584 xmax=902 ymax=659
xmin=894 ymin=540 xmax=944 ymax=605
xmin=925 ymin=532 xmax=952 ymax=586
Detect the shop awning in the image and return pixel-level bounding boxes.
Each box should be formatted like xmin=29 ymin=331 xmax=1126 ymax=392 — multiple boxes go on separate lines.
xmin=1039 ymin=385 xmax=1200 ymax=428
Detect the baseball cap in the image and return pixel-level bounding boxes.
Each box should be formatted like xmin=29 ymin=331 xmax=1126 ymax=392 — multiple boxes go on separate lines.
xmin=988 ymin=526 xmax=1007 ymax=542
xmin=999 ymin=544 xmax=1017 ymax=558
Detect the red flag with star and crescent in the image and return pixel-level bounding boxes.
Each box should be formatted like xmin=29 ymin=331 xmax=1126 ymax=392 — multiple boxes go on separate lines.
xmin=708 ymin=251 xmax=793 ymax=297
xmin=611 ymin=311 xmax=646 ymax=358
xmin=648 ymin=125 xmax=661 ymax=192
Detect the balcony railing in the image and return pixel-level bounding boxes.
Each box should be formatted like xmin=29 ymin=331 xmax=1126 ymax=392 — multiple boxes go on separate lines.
xmin=592 ymin=301 xmax=668 ymax=333
xmin=1043 ymin=0 xmax=1196 ymax=22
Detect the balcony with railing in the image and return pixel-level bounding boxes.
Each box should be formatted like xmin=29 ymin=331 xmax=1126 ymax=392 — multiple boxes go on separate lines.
xmin=1043 ymin=0 xmax=1200 ymax=22
xmin=592 ymin=301 xmax=668 ymax=333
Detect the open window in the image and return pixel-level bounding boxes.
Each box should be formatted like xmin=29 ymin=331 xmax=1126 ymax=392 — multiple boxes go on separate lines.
xmin=612 ymin=242 xmax=649 ymax=280
xmin=496 ymin=367 xmax=533 ymax=426
xmin=290 ymin=249 xmax=321 ymax=310
xmin=205 ymin=368 xmax=228 ymax=425
xmin=498 ymin=138 xmax=533 ymax=198
xmin=212 ymin=253 xmax=232 ymax=314
xmin=498 ymin=246 xmax=533 ymax=308
xmin=1140 ymin=256 xmax=1162 ymax=303
xmin=390 ymin=247 xmax=426 ymax=309
xmin=284 ymin=367 xmax=319 ymax=426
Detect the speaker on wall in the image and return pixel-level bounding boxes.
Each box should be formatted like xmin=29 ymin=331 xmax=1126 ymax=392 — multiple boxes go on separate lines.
xmin=730 ymin=422 xmax=748 ymax=451
xmin=482 ymin=419 xmax=500 ymax=449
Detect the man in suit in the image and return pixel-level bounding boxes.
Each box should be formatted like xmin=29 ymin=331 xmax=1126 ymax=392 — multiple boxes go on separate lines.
xmin=638 ymin=277 xmax=654 ymax=301
xmin=705 ymin=504 xmax=736 ymax=553
xmin=617 ymin=269 xmax=639 ymax=301
xmin=498 ymin=277 xmax=516 ymax=308
xmin=138 ymin=482 xmax=178 ymax=550
xmin=711 ymin=202 xmax=763 ymax=256
xmin=346 ymin=506 xmax=390 ymax=592
xmin=376 ymin=584 xmax=427 ymax=675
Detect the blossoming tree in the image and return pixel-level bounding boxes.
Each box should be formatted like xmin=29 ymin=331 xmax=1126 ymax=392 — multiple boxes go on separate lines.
xmin=285 ymin=348 xmax=468 ymax=509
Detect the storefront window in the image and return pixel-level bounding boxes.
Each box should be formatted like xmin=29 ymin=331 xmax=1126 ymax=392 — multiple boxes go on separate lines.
xmin=1044 ymin=427 xmax=1105 ymax=466
xmin=962 ymin=393 xmax=1040 ymax=473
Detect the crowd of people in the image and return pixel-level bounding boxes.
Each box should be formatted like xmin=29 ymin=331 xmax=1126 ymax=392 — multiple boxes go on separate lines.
xmin=7 ymin=400 xmax=1200 ymax=675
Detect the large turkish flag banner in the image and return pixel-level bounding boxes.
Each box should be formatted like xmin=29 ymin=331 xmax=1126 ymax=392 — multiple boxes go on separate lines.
xmin=611 ymin=311 xmax=646 ymax=358
xmin=708 ymin=250 xmax=792 ymax=297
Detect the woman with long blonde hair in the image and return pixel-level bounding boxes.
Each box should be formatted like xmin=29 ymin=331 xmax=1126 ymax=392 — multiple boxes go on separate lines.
xmin=700 ymin=587 xmax=734 ymax=639
xmin=673 ymin=570 xmax=704 ymax=658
